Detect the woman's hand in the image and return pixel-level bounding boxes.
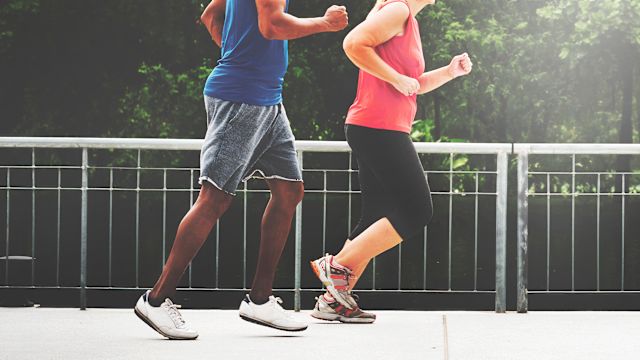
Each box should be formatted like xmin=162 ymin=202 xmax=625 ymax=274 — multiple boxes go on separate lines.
xmin=392 ymin=74 xmax=420 ymax=96
xmin=447 ymin=53 xmax=473 ymax=79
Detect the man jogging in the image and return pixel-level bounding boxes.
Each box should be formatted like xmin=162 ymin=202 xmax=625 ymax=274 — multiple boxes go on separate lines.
xmin=134 ymin=0 xmax=348 ymax=339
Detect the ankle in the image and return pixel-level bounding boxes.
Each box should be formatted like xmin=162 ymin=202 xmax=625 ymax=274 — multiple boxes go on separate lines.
xmin=248 ymin=292 xmax=270 ymax=305
xmin=148 ymin=294 xmax=164 ymax=307
xmin=330 ymin=256 xmax=352 ymax=273
xmin=148 ymin=289 xmax=173 ymax=307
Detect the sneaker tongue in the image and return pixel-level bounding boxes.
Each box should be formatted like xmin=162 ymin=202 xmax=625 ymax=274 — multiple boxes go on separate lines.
xmin=164 ymin=298 xmax=174 ymax=306
xmin=268 ymin=296 xmax=287 ymax=315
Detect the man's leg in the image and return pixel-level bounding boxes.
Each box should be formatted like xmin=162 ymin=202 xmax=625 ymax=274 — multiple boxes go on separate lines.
xmin=249 ymin=179 xmax=304 ymax=303
xmin=149 ymin=182 xmax=233 ymax=303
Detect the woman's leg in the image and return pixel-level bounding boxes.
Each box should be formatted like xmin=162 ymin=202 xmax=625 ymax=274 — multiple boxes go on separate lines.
xmin=334 ymin=125 xmax=433 ymax=271
xmin=334 ymin=218 xmax=402 ymax=270
xmin=332 ymin=240 xmax=367 ymax=290
xmin=340 ymin=155 xmax=391 ymax=289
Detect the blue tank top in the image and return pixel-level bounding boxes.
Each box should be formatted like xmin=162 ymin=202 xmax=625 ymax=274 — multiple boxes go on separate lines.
xmin=204 ymin=0 xmax=289 ymax=106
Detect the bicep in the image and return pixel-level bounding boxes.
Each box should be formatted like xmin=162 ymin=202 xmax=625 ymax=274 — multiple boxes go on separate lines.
xmin=202 ymin=0 xmax=226 ymax=20
xmin=344 ymin=3 xmax=408 ymax=48
xmin=255 ymin=0 xmax=287 ymax=29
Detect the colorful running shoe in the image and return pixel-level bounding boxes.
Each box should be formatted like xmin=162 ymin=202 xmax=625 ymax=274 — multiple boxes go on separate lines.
xmin=310 ymin=254 xmax=357 ymax=309
xmin=311 ymin=293 xmax=376 ymax=324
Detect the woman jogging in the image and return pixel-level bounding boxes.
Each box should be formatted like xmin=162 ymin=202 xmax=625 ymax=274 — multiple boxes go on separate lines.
xmin=311 ymin=0 xmax=472 ymax=323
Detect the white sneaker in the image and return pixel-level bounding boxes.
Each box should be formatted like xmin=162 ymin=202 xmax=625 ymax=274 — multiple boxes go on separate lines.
xmin=134 ymin=290 xmax=198 ymax=340
xmin=238 ymin=295 xmax=308 ymax=332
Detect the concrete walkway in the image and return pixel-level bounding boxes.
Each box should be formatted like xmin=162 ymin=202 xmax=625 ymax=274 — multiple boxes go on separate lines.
xmin=1 ymin=308 xmax=639 ymax=360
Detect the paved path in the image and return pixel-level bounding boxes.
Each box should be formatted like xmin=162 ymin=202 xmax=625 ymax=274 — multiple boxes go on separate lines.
xmin=1 ymin=308 xmax=639 ymax=359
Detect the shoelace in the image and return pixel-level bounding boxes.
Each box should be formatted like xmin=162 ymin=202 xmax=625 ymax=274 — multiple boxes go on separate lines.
xmin=270 ymin=296 xmax=285 ymax=312
xmin=269 ymin=296 xmax=294 ymax=319
xmin=162 ymin=300 xmax=186 ymax=328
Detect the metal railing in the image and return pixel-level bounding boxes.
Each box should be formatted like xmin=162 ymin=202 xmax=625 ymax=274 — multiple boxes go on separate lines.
xmin=0 ymin=137 xmax=510 ymax=311
xmin=515 ymin=144 xmax=640 ymax=312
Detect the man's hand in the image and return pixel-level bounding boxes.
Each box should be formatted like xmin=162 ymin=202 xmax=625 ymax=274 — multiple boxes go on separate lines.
xmin=447 ymin=53 xmax=473 ymax=79
xmin=322 ymin=5 xmax=348 ymax=32
xmin=256 ymin=0 xmax=348 ymax=40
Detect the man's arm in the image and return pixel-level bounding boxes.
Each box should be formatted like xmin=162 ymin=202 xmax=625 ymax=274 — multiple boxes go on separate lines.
xmin=255 ymin=0 xmax=348 ymax=40
xmin=201 ymin=0 xmax=226 ymax=47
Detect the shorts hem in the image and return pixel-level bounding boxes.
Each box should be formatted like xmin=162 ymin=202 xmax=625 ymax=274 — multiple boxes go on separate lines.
xmin=198 ymin=176 xmax=237 ymax=196
xmin=241 ymin=169 xmax=304 ymax=183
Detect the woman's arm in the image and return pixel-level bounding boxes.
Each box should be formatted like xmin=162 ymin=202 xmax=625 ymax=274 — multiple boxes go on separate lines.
xmin=418 ymin=53 xmax=473 ymax=95
xmin=342 ymin=3 xmax=419 ymax=96
xmin=200 ymin=0 xmax=227 ymax=47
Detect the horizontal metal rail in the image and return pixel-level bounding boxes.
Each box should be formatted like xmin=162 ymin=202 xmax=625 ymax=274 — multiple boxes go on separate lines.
xmin=4 ymin=138 xmax=639 ymax=154
xmin=514 ymin=143 xmax=640 ymax=155
xmin=0 ymin=137 xmax=512 ymax=154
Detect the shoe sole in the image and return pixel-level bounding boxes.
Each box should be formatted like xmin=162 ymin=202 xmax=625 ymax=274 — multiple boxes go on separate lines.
xmin=309 ymin=259 xmax=353 ymax=310
xmin=311 ymin=310 xmax=375 ymax=324
xmin=134 ymin=307 xmax=198 ymax=340
xmin=239 ymin=313 xmax=308 ymax=332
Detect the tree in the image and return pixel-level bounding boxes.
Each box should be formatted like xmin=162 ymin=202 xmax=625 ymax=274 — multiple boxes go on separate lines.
xmin=538 ymin=0 xmax=640 ymax=174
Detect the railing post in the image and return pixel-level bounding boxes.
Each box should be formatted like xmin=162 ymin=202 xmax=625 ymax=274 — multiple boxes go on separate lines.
xmin=80 ymin=148 xmax=88 ymax=310
xmin=5 ymin=169 xmax=10 ymax=285
xmin=517 ymin=152 xmax=529 ymax=313
xmin=294 ymin=151 xmax=303 ymax=311
xmin=495 ymin=151 xmax=508 ymax=313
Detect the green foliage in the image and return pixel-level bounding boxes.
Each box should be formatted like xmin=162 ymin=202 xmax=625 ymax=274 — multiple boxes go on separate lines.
xmin=1 ymin=0 xmax=639 ymax=150
xmin=116 ymin=63 xmax=210 ymax=139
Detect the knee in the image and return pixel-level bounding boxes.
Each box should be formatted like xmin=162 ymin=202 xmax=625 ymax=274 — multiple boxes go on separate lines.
xmin=416 ymin=197 xmax=433 ymax=228
xmin=421 ymin=199 xmax=433 ymax=226
xmin=197 ymin=183 xmax=234 ymax=215
xmin=401 ymin=198 xmax=433 ymax=237
xmin=271 ymin=181 xmax=304 ymax=209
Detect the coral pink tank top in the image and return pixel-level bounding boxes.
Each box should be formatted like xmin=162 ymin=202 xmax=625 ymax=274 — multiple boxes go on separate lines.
xmin=345 ymin=0 xmax=425 ymax=133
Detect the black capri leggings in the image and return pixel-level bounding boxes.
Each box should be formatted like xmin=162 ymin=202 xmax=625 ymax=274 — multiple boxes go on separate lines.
xmin=346 ymin=124 xmax=433 ymax=240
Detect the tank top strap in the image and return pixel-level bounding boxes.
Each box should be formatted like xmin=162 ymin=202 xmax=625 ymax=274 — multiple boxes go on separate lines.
xmin=378 ymin=0 xmax=411 ymax=12
xmin=376 ymin=0 xmax=414 ymax=35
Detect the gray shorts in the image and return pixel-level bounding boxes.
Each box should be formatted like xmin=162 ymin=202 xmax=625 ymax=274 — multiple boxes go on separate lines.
xmin=198 ymin=96 xmax=303 ymax=195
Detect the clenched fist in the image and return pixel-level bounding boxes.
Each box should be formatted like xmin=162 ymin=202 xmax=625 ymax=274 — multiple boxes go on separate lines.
xmin=448 ymin=53 xmax=473 ymax=78
xmin=323 ymin=5 xmax=348 ymax=32
xmin=392 ymin=74 xmax=420 ymax=96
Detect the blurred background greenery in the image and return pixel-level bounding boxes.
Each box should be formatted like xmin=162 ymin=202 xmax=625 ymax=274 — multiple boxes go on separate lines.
xmin=1 ymin=0 xmax=639 ymax=145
